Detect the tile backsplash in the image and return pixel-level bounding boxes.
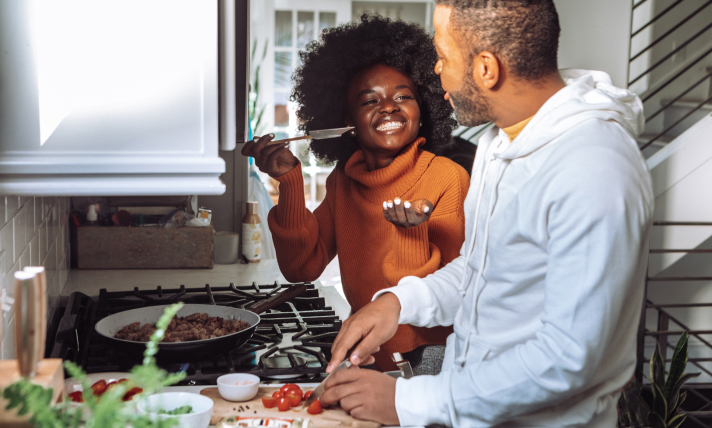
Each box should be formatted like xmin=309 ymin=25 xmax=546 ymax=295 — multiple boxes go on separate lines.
xmin=0 ymin=196 xmax=71 ymax=360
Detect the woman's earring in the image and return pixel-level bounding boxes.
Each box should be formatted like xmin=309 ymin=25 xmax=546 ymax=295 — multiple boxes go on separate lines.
xmin=419 ymin=122 xmax=423 ymax=127
xmin=350 ymin=130 xmax=356 ymax=136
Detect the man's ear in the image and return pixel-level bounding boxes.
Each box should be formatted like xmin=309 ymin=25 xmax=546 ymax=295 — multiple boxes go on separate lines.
xmin=472 ymin=51 xmax=500 ymax=90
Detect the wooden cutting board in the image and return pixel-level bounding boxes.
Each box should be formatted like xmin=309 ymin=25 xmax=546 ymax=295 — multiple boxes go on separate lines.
xmin=200 ymin=387 xmax=381 ymax=428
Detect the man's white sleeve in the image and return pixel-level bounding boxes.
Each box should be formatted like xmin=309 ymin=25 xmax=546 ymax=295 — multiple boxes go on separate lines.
xmin=373 ymin=252 xmax=468 ymax=328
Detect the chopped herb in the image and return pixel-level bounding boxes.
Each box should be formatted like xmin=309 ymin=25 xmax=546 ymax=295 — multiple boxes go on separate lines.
xmin=157 ymin=405 xmax=193 ymax=415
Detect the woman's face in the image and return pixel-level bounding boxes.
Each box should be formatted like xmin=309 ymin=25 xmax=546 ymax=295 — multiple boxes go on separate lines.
xmin=346 ymin=64 xmax=421 ymax=156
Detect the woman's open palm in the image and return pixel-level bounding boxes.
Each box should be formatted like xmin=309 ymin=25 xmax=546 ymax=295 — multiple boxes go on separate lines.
xmin=382 ymin=198 xmax=433 ymax=228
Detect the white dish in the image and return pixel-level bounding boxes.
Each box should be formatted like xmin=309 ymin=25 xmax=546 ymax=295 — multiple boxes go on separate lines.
xmin=137 ymin=392 xmax=213 ymax=428
xmin=216 ymin=373 xmax=260 ymax=402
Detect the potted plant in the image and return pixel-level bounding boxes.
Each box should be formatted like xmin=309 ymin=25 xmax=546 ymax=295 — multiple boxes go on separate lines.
xmin=618 ymin=331 xmax=700 ymax=428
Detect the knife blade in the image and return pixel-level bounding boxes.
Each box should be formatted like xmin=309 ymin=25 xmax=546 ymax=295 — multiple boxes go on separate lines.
xmin=301 ymin=359 xmax=352 ymax=409
xmin=266 ymin=127 xmax=355 ymax=146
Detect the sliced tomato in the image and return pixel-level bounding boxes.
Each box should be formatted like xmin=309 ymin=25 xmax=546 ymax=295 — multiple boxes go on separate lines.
xmin=307 ymin=399 xmax=322 ymax=415
xmin=285 ymin=392 xmax=301 ymax=407
xmin=303 ymin=390 xmax=313 ymax=400
xmin=272 ymin=390 xmax=284 ymax=399
xmin=117 ymin=378 xmax=129 ymax=383
xmin=68 ymin=391 xmax=84 ymax=403
xmin=261 ymin=396 xmax=276 ymax=408
xmin=122 ymin=386 xmax=143 ymax=402
xmin=277 ymin=397 xmax=291 ymax=412
xmin=90 ymin=380 xmax=107 ymax=396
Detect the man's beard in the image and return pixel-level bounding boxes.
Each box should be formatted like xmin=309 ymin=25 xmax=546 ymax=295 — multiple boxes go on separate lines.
xmin=449 ymin=73 xmax=493 ymax=127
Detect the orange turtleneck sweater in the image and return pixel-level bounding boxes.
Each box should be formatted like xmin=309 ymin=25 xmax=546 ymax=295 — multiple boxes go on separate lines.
xmin=268 ymin=138 xmax=470 ymax=370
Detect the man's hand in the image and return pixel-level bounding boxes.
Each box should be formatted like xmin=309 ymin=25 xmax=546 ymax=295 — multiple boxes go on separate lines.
xmin=240 ymin=134 xmax=299 ymax=178
xmin=321 ymin=366 xmax=400 ymax=425
xmin=383 ymin=198 xmax=433 ymax=228
xmin=327 ymin=293 xmax=401 ymax=372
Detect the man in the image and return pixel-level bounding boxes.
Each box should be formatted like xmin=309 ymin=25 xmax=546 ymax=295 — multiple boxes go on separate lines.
xmin=320 ymin=0 xmax=654 ymax=426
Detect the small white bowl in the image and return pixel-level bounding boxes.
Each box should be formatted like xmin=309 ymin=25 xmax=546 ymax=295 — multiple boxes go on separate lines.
xmin=217 ymin=373 xmax=260 ymax=402
xmin=137 ymin=392 xmax=213 ymax=428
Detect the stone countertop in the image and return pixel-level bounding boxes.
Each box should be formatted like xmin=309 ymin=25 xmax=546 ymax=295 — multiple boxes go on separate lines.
xmin=62 ymin=259 xmax=351 ymax=321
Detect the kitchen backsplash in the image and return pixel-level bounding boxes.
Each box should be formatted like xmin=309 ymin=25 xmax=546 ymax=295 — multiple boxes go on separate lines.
xmin=0 ymin=196 xmax=71 ymax=360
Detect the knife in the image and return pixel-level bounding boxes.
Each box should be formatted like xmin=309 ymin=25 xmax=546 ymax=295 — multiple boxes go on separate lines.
xmin=301 ymin=359 xmax=352 ymax=409
xmin=266 ymin=127 xmax=355 ymax=146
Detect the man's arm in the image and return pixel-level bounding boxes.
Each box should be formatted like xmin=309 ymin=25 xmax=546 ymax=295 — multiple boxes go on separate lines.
xmin=327 ymin=250 xmax=468 ymax=371
xmin=395 ymin=143 xmax=653 ymax=425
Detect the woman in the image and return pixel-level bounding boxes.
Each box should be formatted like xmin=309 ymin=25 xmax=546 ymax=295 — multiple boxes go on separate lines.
xmin=242 ymin=15 xmax=469 ymax=372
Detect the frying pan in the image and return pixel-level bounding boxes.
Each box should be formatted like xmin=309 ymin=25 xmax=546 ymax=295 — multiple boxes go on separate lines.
xmin=95 ymin=304 xmax=260 ymax=359
xmin=94 ymin=284 xmax=308 ymax=361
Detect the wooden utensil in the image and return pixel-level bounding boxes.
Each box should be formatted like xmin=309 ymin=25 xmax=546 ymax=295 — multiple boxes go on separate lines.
xmin=13 ymin=271 xmax=44 ymax=378
xmin=266 ymin=127 xmax=355 ymax=146
xmin=23 ymin=267 xmax=47 ymax=362
xmin=200 ymin=386 xmax=381 ymax=428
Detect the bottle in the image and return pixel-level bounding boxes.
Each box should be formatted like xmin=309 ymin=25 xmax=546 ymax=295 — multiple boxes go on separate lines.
xmin=241 ymin=201 xmax=261 ymax=263
xmin=86 ymin=204 xmax=98 ymax=226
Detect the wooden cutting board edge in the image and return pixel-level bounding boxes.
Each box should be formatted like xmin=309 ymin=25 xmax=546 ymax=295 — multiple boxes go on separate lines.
xmin=200 ymin=386 xmax=381 ymax=428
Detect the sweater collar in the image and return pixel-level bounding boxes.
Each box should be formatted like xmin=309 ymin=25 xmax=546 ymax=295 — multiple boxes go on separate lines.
xmin=344 ymin=137 xmax=433 ymax=196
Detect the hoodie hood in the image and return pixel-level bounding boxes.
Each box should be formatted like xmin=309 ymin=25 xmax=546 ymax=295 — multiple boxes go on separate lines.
xmin=496 ymin=69 xmax=645 ymax=161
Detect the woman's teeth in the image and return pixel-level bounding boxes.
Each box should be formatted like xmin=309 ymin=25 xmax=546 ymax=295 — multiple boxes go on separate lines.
xmin=376 ymin=121 xmax=405 ymax=132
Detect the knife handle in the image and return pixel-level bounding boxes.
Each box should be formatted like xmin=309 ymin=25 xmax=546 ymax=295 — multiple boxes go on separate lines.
xmin=245 ymin=283 xmax=308 ymax=314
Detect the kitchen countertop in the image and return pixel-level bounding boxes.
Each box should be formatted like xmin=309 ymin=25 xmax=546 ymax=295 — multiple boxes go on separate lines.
xmin=62 ymin=259 xmax=351 ymax=321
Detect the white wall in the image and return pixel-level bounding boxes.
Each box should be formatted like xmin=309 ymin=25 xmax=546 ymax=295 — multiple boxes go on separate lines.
xmin=0 ymin=196 xmax=71 ymax=360
xmin=554 ymin=0 xmax=632 ymax=89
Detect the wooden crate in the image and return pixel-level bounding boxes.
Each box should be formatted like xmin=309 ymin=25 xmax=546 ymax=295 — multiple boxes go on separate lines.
xmin=77 ymin=226 xmax=213 ymax=269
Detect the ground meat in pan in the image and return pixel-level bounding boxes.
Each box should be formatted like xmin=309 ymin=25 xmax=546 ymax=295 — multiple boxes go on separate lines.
xmin=114 ymin=313 xmax=250 ymax=342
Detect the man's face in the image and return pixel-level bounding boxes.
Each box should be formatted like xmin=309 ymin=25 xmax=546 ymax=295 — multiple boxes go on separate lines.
xmin=433 ymin=5 xmax=493 ymax=127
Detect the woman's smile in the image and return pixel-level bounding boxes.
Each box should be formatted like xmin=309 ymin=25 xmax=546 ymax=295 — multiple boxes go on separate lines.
xmin=375 ymin=120 xmax=407 ymax=133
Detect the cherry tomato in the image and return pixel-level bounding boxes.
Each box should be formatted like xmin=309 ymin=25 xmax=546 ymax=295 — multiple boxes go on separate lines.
xmin=68 ymin=391 xmax=84 ymax=403
xmin=280 ymin=383 xmax=301 ymax=395
xmin=277 ymin=397 xmax=291 ymax=412
xmin=285 ymin=392 xmax=301 ymax=407
xmin=303 ymin=390 xmax=313 ymax=400
xmin=261 ymin=396 xmax=276 ymax=408
xmin=307 ymin=400 xmax=322 ymax=415
xmin=272 ymin=391 xmax=284 ymax=399
xmin=90 ymin=380 xmax=107 ymax=396
xmin=122 ymin=386 xmax=143 ymax=402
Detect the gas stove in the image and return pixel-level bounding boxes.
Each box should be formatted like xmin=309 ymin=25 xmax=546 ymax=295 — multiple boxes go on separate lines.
xmin=49 ymin=282 xmax=342 ymax=384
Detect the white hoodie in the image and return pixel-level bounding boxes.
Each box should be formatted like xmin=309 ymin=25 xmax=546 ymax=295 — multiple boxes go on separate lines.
xmin=373 ymin=70 xmax=654 ymax=427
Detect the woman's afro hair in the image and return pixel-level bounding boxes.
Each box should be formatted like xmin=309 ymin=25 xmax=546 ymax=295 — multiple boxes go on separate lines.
xmin=291 ymin=14 xmax=457 ymax=167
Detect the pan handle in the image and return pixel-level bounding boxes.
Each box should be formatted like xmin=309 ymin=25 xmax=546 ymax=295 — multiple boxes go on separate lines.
xmin=245 ymin=283 xmax=308 ymax=314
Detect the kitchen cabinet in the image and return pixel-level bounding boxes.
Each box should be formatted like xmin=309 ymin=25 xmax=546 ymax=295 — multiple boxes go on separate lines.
xmin=0 ymin=0 xmax=250 ymax=196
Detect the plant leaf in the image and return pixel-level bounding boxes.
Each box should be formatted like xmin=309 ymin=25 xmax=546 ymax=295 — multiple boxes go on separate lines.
xmin=648 ymin=411 xmax=667 ymax=428
xmin=650 ymin=341 xmax=666 ymax=396
xmin=668 ymin=372 xmax=700 ymax=417
xmin=668 ymin=413 xmax=687 ymax=428
xmin=664 ymin=332 xmax=689 ymax=402
xmin=651 ymin=382 xmax=668 ymax=421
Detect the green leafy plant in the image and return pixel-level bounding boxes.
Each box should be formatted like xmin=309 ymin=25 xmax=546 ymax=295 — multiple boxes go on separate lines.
xmin=2 ymin=303 xmax=187 ymax=428
xmin=618 ymin=331 xmax=701 ymax=428
xmin=249 ymin=39 xmax=269 ymax=136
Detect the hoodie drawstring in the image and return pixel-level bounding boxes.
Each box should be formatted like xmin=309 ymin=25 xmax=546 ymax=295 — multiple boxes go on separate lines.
xmin=456 ymin=141 xmax=508 ymax=367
